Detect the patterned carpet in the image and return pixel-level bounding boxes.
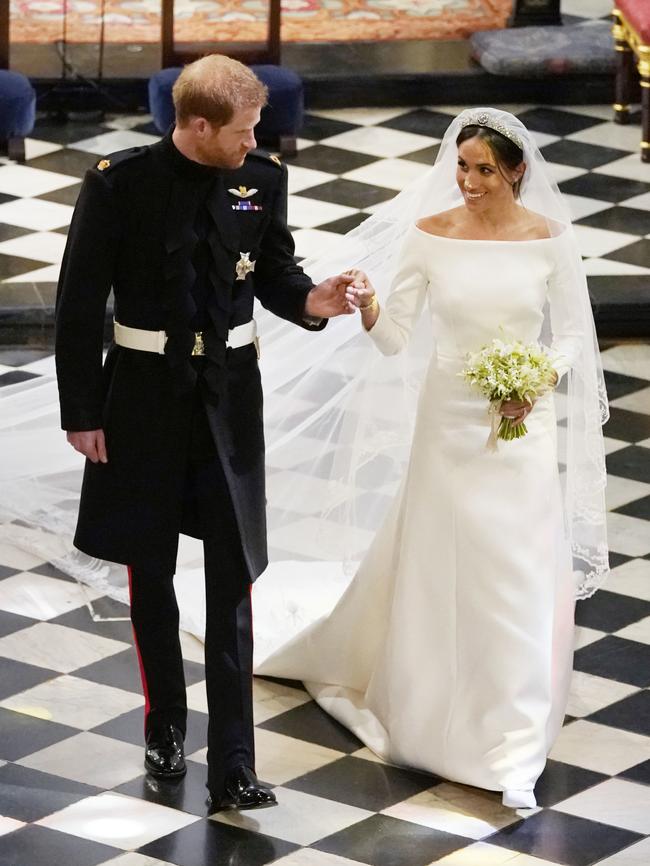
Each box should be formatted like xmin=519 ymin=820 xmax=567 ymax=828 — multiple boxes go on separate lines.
xmin=10 ymin=0 xmax=512 ymax=44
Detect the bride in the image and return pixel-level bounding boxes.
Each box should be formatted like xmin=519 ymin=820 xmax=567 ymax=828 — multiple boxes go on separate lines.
xmin=0 ymin=108 xmax=608 ymax=809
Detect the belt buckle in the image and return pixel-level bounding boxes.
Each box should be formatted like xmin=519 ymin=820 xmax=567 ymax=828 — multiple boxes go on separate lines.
xmin=192 ymin=331 xmax=205 ymax=356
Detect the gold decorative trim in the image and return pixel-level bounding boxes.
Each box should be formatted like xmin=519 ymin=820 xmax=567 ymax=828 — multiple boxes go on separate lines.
xmin=613 ymin=102 xmax=630 ymax=111
xmin=641 ymin=141 xmax=650 ymax=149
xmin=613 ymin=7 xmax=650 ymax=62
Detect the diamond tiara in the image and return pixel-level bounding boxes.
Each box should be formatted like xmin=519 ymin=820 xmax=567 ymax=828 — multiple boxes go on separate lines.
xmin=459 ymin=112 xmax=524 ymax=151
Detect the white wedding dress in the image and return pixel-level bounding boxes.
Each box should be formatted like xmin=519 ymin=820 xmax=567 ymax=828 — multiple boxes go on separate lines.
xmin=251 ymin=224 xmax=582 ymax=807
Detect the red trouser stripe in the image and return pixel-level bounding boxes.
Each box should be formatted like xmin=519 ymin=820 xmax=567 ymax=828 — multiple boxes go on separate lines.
xmin=127 ymin=566 xmax=151 ymax=733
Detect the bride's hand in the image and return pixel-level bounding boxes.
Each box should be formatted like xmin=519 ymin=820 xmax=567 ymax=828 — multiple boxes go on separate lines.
xmin=343 ymin=269 xmax=376 ymax=310
xmin=500 ymin=399 xmax=534 ymax=425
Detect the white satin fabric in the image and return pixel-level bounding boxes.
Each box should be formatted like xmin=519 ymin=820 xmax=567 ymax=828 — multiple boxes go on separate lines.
xmin=249 ymin=227 xmax=578 ymax=799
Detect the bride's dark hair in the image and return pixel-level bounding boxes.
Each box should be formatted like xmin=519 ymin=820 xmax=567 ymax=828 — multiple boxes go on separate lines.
xmin=455 ymin=125 xmax=525 ymax=198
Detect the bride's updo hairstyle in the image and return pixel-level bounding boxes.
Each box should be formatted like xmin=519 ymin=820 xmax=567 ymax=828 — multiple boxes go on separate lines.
xmin=455 ymin=125 xmax=525 ymax=199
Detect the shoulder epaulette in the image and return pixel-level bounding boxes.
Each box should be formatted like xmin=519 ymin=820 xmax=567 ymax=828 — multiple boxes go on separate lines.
xmin=247 ymin=149 xmax=283 ymax=169
xmin=94 ymin=146 xmax=148 ymax=174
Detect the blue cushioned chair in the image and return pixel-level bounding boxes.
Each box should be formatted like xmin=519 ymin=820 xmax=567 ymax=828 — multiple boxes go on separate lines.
xmin=0 ymin=70 xmax=36 ymax=163
xmin=148 ymin=65 xmax=304 ymax=157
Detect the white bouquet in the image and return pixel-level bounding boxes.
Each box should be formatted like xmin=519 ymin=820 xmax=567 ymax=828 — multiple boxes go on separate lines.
xmin=461 ymin=338 xmax=557 ymax=448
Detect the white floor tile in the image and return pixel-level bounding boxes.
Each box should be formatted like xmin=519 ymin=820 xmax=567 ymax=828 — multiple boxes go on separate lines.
xmin=0 ymin=198 xmax=73 ymax=231
xmin=103 ymin=114 xmax=153 ymax=131
xmin=342 ymin=158 xmax=430 ymax=191
xmin=620 ymin=191 xmax=650 ymax=210
xmin=0 ymin=542 xmax=46 ymax=571
xmin=606 ymin=512 xmax=650 ymax=557
xmin=435 ymin=841 xmax=557 ymax=865
xmin=0 ymin=571 xmax=102 ymax=620
xmin=18 ymin=731 xmax=144 ymax=787
xmin=600 ymin=344 xmax=650 ymax=379
xmin=529 ymin=131 xmax=560 ymax=149
xmin=287 ymin=196 xmax=357 ymax=229
xmin=566 ymin=671 xmax=638 ymax=717
xmin=557 ymin=104 xmax=622 ymax=122
xmin=2 ymin=264 xmax=62 ymax=283
xmin=382 ymin=783 xmax=519 ymax=840
xmin=573 ymin=626 xmax=606 ymax=650
xmin=322 ymin=127 xmax=437 ymax=159
xmin=69 ymin=130 xmax=160 ymax=155
xmin=593 ymin=153 xmax=650 ymax=182
xmin=37 ymin=792 xmax=199 ymax=849
xmin=595 ymin=837 xmax=650 ymax=865
xmin=309 ymin=107 xmax=411 ymax=126
xmin=185 ymin=679 xmax=208 ymax=714
xmin=24 ymin=138 xmax=64 ymax=161
xmin=549 ymin=719 xmax=650 ymax=774
xmin=0 ymin=231 xmax=68 ymax=264
xmin=572 ymin=224 xmax=637 ymax=258
xmin=568 ymin=123 xmax=650 ymax=157
xmin=0 ymin=621 xmax=129 ymax=672
xmin=604 ymin=474 xmax=650 ymax=510
xmin=287 ymin=165 xmax=337 ymax=195
xmin=1 ymin=674 xmax=142 ymax=729
xmin=0 ymin=816 xmax=26 ymax=836
xmin=213 ymin=786 xmax=372 ymax=845
xmin=292 ymin=228 xmax=345 ymax=260
xmin=0 ymin=164 xmax=79 ymax=197
xmin=603 ymin=437 xmax=630 ymax=456
xmin=561 ymin=0 xmax=619 ymax=17
xmin=608 ymin=558 xmax=650 ymax=601
xmin=544 ymin=162 xmax=586 ymax=185
xmin=554 ymin=778 xmax=650 ymax=833
xmin=98 ymin=855 xmax=176 ymax=866
xmin=179 ymin=630 xmax=205 ymax=664
xmin=610 ymin=385 xmax=650 ymax=414
xmin=252 ymin=676 xmax=311 ymax=724
xmin=272 ymin=849 xmax=367 ymax=866
xmin=252 ymin=728 xmax=343 ymax=785
xmin=562 ymin=194 xmax=610 ymax=222
xmin=615 ymin=615 xmax=650 ymax=644
xmin=582 ymin=258 xmax=650 ymax=276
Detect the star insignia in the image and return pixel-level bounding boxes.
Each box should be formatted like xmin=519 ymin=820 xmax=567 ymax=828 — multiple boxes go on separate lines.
xmin=236 ymin=252 xmax=256 ymax=281
xmin=96 ymin=158 xmax=111 ymax=171
xmin=270 ymin=155 xmax=281 ymax=167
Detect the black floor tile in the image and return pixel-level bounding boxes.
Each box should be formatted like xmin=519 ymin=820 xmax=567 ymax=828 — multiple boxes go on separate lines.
xmin=0 ymin=254 xmax=49 ymax=281
xmin=608 ymin=551 xmax=634 ymax=569
xmin=573 ymin=635 xmax=650 ymax=687
xmin=300 ymin=114 xmax=359 ymax=141
xmin=258 ymin=699 xmax=363 ymax=753
xmin=139 ymin=818 xmax=297 ymax=866
xmin=285 ymin=144 xmax=376 ymax=174
xmin=574 ymin=589 xmax=650 ymax=631
xmin=517 ymin=108 xmax=603 ymax=136
xmin=131 ymin=120 xmax=159 ymax=135
xmin=115 ymin=758 xmax=211 ymax=816
xmin=0 ymin=657 xmax=59 ymax=701
xmin=604 ymin=370 xmax=650 ymax=401
xmin=487 ymin=810 xmax=642 ymax=866
xmin=37 ymin=183 xmax=83 ymax=207
xmin=31 ymin=119 xmax=110 ymax=144
xmin=615 ymin=493 xmax=650 ymax=521
xmin=0 ymin=823 xmax=120 ymax=866
xmin=0 ymin=192 xmax=18 ymax=205
xmin=75 ymin=648 xmax=204 ymax=694
xmin=0 ymin=224 xmax=32 ymax=243
xmin=295 ymin=178 xmax=395 ymax=209
xmin=0 ymin=369 xmax=42 ymax=386
xmin=286 ymin=755 xmax=436 ymax=811
xmin=0 ymin=346 xmax=51 ymax=366
xmin=92 ymin=706 xmax=207 ymax=755
xmin=314 ymin=814 xmax=469 ymax=866
xmin=606 ymin=445 xmax=650 ymax=484
xmin=540 ymin=139 xmax=629 ymax=169
xmin=29 ymin=561 xmax=77 ymax=583
xmin=0 ymin=707 xmax=78 ymax=761
xmin=316 ymin=211 xmax=371 ymax=234
xmin=0 ymin=565 xmax=19 ymax=579
xmin=402 ymin=143 xmax=441 ymax=165
xmin=588 ymin=689 xmax=650 ymax=736
xmin=619 ymin=758 xmax=650 ymax=785
xmin=559 ymin=173 xmax=650 ymax=203
xmin=26 ymin=148 xmax=101 ymax=178
xmin=379 ymin=109 xmax=453 ymax=139
xmin=604 ymin=238 xmax=650 ymax=268
xmin=50 ymin=602 xmax=134 ymax=643
xmin=0 ymin=609 xmax=36 ymax=637
xmin=576 ymin=206 xmax=650 ymax=236
xmin=0 ymin=763 xmax=101 ymax=822
xmin=533 ymin=760 xmax=607 ymax=808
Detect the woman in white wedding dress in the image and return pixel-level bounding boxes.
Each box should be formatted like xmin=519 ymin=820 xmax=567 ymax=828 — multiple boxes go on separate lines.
xmin=250 ymin=109 xmax=610 ymax=809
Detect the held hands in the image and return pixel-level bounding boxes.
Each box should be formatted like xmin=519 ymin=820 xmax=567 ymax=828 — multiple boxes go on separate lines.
xmin=500 ymin=370 xmax=558 ymax=424
xmin=305 ymin=274 xmax=357 ymax=318
xmin=343 ymin=269 xmax=380 ymax=328
xmin=66 ymin=429 xmax=108 ymax=464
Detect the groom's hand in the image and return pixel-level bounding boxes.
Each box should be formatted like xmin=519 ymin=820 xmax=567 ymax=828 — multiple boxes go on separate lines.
xmin=67 ymin=429 xmax=108 ymax=464
xmin=305 ymin=274 xmax=356 ymax=318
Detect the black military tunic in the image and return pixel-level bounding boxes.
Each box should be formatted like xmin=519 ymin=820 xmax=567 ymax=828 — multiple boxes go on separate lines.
xmin=55 ymin=130 xmax=323 ymax=579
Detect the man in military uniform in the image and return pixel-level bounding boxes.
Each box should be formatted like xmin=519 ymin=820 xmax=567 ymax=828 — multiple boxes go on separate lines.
xmin=55 ymin=54 xmax=354 ymax=811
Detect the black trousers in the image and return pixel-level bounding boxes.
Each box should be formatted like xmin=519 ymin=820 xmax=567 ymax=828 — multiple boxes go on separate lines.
xmin=128 ymin=390 xmax=254 ymax=795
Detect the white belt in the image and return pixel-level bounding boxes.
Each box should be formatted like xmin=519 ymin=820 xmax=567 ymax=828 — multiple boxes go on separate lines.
xmin=114 ymin=319 xmax=259 ymax=357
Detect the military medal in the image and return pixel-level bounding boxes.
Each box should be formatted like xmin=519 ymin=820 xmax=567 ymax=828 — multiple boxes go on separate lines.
xmin=236 ymin=252 xmax=256 ymax=280
xmin=228 ymin=185 xmax=263 ymax=212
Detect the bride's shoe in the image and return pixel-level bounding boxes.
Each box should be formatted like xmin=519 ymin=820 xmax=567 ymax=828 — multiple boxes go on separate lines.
xmin=502 ymin=789 xmax=537 ymax=809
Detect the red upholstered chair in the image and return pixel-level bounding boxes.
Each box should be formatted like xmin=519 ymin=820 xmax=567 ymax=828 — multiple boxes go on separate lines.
xmin=613 ymin=2 xmax=650 ymax=162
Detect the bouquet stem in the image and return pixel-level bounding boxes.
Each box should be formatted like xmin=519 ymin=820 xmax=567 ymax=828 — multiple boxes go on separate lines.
xmin=498 ymin=417 xmax=528 ymax=441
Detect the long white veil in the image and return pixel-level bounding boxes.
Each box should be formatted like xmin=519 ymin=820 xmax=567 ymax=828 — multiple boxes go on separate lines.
xmin=0 ymin=108 xmax=609 ymax=637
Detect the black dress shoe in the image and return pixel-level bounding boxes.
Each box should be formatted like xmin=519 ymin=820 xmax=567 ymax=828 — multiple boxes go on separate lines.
xmin=208 ymin=766 xmax=277 ymax=811
xmin=144 ymin=723 xmax=186 ymax=779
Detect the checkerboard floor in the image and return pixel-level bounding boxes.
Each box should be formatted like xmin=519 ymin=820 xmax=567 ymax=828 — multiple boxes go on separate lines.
xmin=1 ymin=101 xmax=650 ymax=866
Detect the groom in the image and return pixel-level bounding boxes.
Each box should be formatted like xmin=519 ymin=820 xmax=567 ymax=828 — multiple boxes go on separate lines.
xmin=55 ymin=54 xmax=354 ymax=811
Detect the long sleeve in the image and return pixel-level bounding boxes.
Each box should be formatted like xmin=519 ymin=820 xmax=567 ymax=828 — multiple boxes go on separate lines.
xmin=55 ymin=169 xmax=121 ymax=431
xmin=366 ymin=229 xmax=428 ymax=356
xmin=253 ymin=163 xmax=322 ymax=331
xmin=547 ymin=234 xmax=585 ymax=382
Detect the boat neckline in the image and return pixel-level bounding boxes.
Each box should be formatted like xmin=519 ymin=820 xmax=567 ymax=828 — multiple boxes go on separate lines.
xmin=413 ymin=223 xmax=564 ymax=243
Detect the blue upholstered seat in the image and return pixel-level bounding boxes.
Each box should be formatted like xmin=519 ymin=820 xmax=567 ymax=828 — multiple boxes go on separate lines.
xmin=0 ymin=70 xmax=36 ymax=162
xmin=148 ymin=65 xmax=304 ymax=154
